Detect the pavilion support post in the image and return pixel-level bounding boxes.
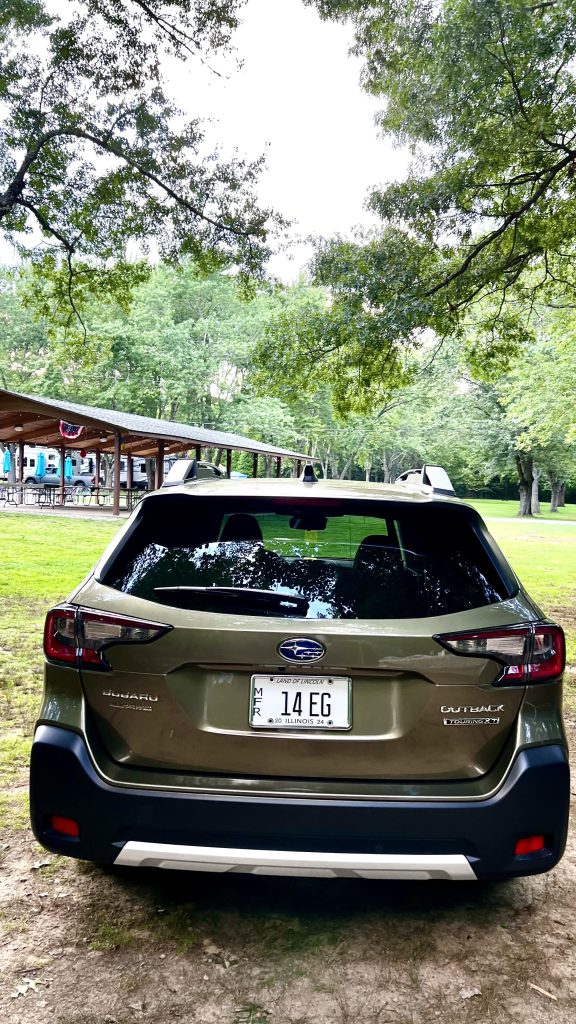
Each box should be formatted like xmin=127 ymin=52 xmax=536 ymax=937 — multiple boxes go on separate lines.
xmin=252 ymin=453 xmax=258 ymax=478
xmin=126 ymin=454 xmax=133 ymax=490
xmin=226 ymin=449 xmax=232 ymax=479
xmin=296 ymin=459 xmax=302 ymax=478
xmin=113 ymin=434 xmax=121 ymax=516
xmin=275 ymin=457 xmax=282 ymax=478
xmin=195 ymin=445 xmax=201 ymax=462
xmin=95 ymin=451 xmax=101 ymax=499
xmin=155 ymin=441 xmax=165 ymax=488
xmin=17 ymin=438 xmax=24 ymax=503
xmin=60 ymin=443 xmax=66 ymax=507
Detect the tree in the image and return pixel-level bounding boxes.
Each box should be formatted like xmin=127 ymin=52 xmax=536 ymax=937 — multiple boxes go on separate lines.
xmin=495 ymin=322 xmax=576 ymax=509
xmin=0 ymin=263 xmax=278 ymax=419
xmin=498 ymin=311 xmax=576 ymax=448
xmin=0 ymin=1 xmax=275 ymax=336
xmin=287 ymin=0 xmax=576 ymax=408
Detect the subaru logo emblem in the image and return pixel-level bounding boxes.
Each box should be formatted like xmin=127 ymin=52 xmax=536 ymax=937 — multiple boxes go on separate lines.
xmin=278 ymin=638 xmax=326 ymax=664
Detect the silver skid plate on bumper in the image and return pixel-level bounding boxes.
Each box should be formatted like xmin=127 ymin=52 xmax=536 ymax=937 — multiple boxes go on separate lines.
xmin=114 ymin=842 xmax=477 ymax=880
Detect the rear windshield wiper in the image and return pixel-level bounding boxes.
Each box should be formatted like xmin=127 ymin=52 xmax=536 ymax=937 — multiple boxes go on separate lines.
xmin=154 ymin=586 xmax=309 ymax=615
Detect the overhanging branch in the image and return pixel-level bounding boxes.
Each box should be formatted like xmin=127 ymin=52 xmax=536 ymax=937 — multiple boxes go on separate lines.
xmin=425 ymin=150 xmax=576 ymax=299
xmin=1 ymin=123 xmax=257 ymax=240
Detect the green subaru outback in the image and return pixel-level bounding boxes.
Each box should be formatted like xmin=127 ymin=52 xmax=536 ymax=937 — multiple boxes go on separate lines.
xmin=30 ymin=467 xmax=569 ymax=880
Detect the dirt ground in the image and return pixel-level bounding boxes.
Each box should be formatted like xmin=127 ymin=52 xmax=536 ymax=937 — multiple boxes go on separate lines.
xmin=1 ymin=718 xmax=575 ymax=1024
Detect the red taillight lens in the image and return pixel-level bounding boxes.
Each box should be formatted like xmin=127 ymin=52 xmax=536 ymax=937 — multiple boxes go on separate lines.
xmin=434 ymin=623 xmax=564 ymax=685
xmin=44 ymin=605 xmax=171 ymax=670
xmin=44 ymin=607 xmax=77 ymax=664
xmin=527 ymin=625 xmax=565 ymax=681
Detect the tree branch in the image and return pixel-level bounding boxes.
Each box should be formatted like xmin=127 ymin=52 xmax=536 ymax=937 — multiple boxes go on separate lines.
xmin=128 ymin=0 xmax=225 ymax=76
xmin=17 ymin=197 xmax=75 ymax=251
xmin=0 ymin=124 xmax=256 ymax=239
xmin=495 ymin=13 xmax=530 ymax=124
xmin=130 ymin=0 xmax=202 ymax=52
xmin=425 ymin=150 xmax=576 ymax=298
xmin=17 ymin=198 xmax=87 ymax=340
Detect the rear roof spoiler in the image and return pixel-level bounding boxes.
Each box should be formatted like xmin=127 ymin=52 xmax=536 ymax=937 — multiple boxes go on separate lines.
xmin=162 ymin=458 xmax=197 ymax=487
xmin=395 ymin=465 xmax=456 ymax=497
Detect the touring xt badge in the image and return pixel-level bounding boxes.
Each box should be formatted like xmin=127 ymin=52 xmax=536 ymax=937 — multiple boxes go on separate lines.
xmin=444 ymin=717 xmax=501 ymax=726
xmin=441 ymin=703 xmax=503 ymax=726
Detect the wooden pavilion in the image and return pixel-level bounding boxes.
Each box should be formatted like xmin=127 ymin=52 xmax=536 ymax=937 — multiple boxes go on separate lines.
xmin=0 ymin=388 xmax=308 ymax=515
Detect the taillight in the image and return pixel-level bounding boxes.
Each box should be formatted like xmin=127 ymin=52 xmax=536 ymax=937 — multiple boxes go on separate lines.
xmin=434 ymin=623 xmax=565 ymax=685
xmin=528 ymin=625 xmax=565 ymax=681
xmin=44 ymin=605 xmax=171 ymax=671
xmin=44 ymin=607 xmax=76 ymax=664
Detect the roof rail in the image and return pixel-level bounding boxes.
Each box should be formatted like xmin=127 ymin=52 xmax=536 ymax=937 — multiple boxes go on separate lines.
xmin=395 ymin=465 xmax=456 ymax=497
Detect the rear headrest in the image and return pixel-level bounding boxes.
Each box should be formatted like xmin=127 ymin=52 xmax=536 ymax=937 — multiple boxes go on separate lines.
xmin=354 ymin=535 xmax=401 ymax=572
xmin=220 ymin=513 xmax=263 ymax=543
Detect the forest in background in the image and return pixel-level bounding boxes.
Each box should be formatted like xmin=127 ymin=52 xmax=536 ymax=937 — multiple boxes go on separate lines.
xmin=1 ymin=263 xmax=574 ymax=512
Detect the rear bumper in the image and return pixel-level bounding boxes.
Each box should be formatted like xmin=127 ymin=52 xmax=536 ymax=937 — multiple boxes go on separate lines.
xmin=30 ymin=725 xmax=570 ymax=880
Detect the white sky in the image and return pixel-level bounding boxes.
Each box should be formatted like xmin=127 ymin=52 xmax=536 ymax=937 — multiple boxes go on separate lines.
xmin=177 ymin=0 xmax=408 ymax=279
xmin=1 ymin=0 xmax=408 ymax=279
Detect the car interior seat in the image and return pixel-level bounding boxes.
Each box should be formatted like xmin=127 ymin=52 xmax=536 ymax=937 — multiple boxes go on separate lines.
xmin=219 ymin=513 xmax=263 ymax=543
xmin=353 ymin=535 xmax=405 ymax=574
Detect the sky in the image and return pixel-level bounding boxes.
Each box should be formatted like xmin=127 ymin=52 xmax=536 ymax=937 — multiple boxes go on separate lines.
xmin=174 ymin=0 xmax=408 ymax=279
xmin=1 ymin=0 xmax=408 ymax=279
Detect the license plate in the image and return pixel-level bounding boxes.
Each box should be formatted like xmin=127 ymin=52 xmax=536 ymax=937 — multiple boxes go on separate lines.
xmin=249 ymin=674 xmax=351 ymax=730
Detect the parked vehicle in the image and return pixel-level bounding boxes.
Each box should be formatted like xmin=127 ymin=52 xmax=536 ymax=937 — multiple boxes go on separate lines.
xmin=98 ymin=457 xmax=149 ymax=490
xmin=31 ymin=466 xmax=568 ymax=881
xmin=21 ymin=448 xmax=96 ymax=491
xmin=39 ymin=470 xmax=97 ymax=492
xmin=164 ymin=458 xmax=225 ymax=483
xmin=98 ymin=457 xmax=225 ymax=491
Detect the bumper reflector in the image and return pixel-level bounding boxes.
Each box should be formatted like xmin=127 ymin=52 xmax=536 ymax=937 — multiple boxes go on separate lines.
xmin=514 ymin=835 xmax=545 ymax=856
xmin=50 ymin=815 xmax=80 ymax=837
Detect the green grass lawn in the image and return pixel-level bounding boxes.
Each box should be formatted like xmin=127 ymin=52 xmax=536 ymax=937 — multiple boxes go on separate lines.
xmin=0 ymin=508 xmax=574 ymax=825
xmin=0 ymin=513 xmax=120 ymax=600
xmin=467 ymin=498 xmax=576 ymax=521
xmin=0 ymin=513 xmax=121 ymax=826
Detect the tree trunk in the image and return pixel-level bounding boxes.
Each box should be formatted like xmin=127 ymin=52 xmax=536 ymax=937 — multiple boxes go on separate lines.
xmin=531 ymin=467 xmax=541 ymax=515
xmin=100 ymin=453 xmax=113 ymax=488
xmin=515 ymin=454 xmax=533 ymax=516
xmin=558 ymin=482 xmax=566 ymax=507
xmin=550 ymin=477 xmax=562 ymax=513
xmin=339 ymin=456 xmax=353 ymax=479
xmin=365 ymin=460 xmax=371 ymax=483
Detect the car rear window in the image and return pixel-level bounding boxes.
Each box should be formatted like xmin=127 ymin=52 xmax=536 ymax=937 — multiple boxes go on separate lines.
xmin=102 ymin=495 xmax=511 ymax=619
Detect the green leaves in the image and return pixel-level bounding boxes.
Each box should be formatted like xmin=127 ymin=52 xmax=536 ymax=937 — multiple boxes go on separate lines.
xmin=0 ymin=0 xmax=273 ymax=327
xmin=296 ymin=0 xmax=576 ymax=403
xmin=256 ymin=233 xmax=449 ymax=413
